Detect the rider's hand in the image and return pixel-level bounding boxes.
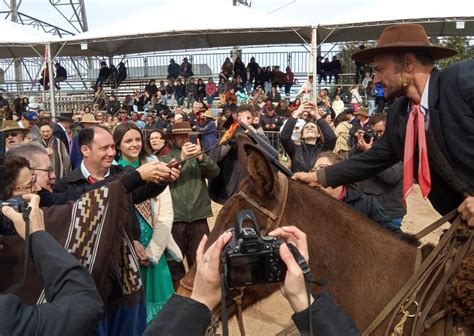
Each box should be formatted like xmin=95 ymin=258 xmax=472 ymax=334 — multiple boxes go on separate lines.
xmin=458 ymin=196 xmax=474 ymax=228
xmin=292 ymin=172 xmax=320 ymax=188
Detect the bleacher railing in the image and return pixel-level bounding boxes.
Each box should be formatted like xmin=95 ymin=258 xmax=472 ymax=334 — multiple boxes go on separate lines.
xmin=0 ymin=49 xmax=346 ymax=87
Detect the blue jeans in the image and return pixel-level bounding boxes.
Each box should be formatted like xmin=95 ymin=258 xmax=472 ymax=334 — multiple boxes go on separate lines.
xmin=367 ymin=99 xmax=375 ymax=116
xmin=391 ymin=218 xmax=403 ymax=230
xmin=206 ymin=94 xmax=215 ymax=106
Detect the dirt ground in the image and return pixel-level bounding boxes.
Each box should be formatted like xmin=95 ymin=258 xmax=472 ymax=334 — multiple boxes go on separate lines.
xmin=206 ymin=184 xmax=448 ymax=336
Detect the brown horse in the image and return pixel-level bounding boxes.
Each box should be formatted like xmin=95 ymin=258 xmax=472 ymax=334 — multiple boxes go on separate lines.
xmin=179 ymin=141 xmax=454 ymax=335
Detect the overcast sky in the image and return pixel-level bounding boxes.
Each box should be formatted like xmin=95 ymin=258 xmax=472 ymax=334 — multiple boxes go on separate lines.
xmin=6 ymin=0 xmax=472 ymax=34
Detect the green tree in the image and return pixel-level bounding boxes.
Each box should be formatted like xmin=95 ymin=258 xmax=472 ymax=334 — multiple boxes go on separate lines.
xmin=432 ymin=36 xmax=473 ymax=68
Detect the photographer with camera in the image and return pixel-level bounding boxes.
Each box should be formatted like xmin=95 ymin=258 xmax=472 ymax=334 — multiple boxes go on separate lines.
xmin=353 ymin=114 xmax=406 ymax=229
xmin=0 ymin=193 xmax=103 ymax=334
xmin=144 ymin=226 xmax=360 ymax=335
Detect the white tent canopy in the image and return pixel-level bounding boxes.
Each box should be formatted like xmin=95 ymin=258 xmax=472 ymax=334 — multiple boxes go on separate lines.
xmin=0 ymin=19 xmax=54 ymax=58
xmin=0 ymin=19 xmax=95 ymax=58
xmin=56 ymin=1 xmax=473 ymax=57
xmin=60 ymin=2 xmax=312 ymax=56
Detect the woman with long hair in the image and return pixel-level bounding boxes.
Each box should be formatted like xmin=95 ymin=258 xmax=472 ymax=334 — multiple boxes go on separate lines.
xmin=113 ymin=122 xmax=181 ymax=323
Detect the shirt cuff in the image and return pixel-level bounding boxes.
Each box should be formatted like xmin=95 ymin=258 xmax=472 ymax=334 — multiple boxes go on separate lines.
xmin=317 ymin=168 xmax=328 ymax=187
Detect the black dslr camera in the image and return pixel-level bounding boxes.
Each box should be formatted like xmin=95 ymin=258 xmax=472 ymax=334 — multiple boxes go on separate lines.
xmin=363 ymin=129 xmax=377 ymax=143
xmin=0 ymin=197 xmax=29 ymax=235
xmin=222 ymin=209 xmax=286 ymax=288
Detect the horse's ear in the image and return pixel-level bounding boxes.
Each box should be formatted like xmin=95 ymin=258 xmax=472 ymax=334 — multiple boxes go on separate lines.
xmin=242 ymin=142 xmax=275 ymax=195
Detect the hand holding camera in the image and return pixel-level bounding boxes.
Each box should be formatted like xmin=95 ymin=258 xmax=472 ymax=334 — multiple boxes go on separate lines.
xmin=269 ymin=226 xmax=314 ymax=313
xmin=189 ymin=210 xmax=313 ymax=315
xmin=191 ymin=231 xmax=233 ymax=310
xmin=1 ymin=194 xmax=44 ymax=240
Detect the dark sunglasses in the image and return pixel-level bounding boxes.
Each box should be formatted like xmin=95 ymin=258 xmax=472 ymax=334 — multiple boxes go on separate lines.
xmin=6 ymin=131 xmax=19 ymax=137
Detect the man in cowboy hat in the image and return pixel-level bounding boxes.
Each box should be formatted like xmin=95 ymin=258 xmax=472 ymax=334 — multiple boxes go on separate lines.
xmin=161 ymin=121 xmax=220 ymax=288
xmin=194 ymin=110 xmax=218 ymax=151
xmin=294 ymin=23 xmax=474 ymax=227
xmin=1 ymin=120 xmax=29 ymax=151
xmin=53 ymin=112 xmax=73 ymax=153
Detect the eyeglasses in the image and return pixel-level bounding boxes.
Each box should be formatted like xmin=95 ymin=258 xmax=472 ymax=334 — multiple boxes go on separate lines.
xmin=13 ymin=173 xmax=37 ymax=193
xmin=32 ymin=167 xmax=54 ymax=177
xmin=6 ymin=131 xmax=19 ymax=137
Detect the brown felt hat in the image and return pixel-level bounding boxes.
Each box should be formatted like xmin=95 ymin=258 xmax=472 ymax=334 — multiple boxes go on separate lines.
xmin=80 ymin=113 xmax=100 ymax=124
xmin=171 ymin=121 xmax=192 ymax=135
xmin=354 ymin=107 xmax=369 ymax=117
xmin=0 ymin=120 xmax=28 ymax=133
xmin=352 ymin=24 xmax=457 ymax=64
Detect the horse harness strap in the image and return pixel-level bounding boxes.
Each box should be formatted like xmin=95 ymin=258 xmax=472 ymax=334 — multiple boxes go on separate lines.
xmin=220 ymin=174 xmax=288 ymax=336
xmin=364 ymin=211 xmax=473 ymax=335
xmin=414 ymin=209 xmax=458 ymax=241
xmin=237 ymin=173 xmax=289 ymax=235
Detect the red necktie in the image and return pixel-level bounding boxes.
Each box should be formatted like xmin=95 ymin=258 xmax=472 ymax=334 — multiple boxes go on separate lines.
xmin=403 ymin=104 xmax=431 ymax=200
xmin=87 ymin=175 xmax=97 ymax=185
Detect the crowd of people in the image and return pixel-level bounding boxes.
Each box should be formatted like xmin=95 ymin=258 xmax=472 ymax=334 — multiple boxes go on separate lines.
xmin=1 ymin=22 xmax=473 ymax=336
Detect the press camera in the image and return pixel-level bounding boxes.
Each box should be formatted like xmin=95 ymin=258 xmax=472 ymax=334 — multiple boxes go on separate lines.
xmin=222 ymin=209 xmax=286 ymax=288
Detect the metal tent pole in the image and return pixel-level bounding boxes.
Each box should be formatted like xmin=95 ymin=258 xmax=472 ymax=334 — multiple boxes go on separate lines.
xmin=46 ymin=43 xmax=56 ymax=119
xmin=311 ymin=26 xmax=318 ymax=103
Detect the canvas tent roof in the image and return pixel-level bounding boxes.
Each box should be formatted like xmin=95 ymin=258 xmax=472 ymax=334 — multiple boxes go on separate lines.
xmin=57 ymin=2 xmax=473 ymax=57
xmin=0 ymin=19 xmax=98 ymax=58
xmin=60 ymin=2 xmax=312 ymax=56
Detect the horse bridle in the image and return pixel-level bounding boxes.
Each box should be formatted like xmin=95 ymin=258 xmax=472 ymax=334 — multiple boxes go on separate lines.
xmin=237 ymin=173 xmax=289 ymax=236
xmin=213 ymin=173 xmax=289 ymax=336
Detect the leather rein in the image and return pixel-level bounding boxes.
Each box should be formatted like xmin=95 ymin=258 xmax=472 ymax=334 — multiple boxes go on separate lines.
xmin=364 ymin=210 xmax=474 ymax=336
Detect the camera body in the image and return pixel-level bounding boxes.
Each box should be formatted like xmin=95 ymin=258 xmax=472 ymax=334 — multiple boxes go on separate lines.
xmin=363 ymin=129 xmax=377 ymax=143
xmin=223 ymin=209 xmax=286 ymax=288
xmin=0 ymin=196 xmax=28 ymax=235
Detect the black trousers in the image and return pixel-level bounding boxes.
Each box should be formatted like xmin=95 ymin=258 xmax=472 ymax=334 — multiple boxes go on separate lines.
xmin=167 ymin=218 xmax=210 ymax=281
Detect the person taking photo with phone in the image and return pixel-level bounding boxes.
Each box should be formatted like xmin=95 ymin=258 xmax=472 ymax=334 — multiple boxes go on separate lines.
xmin=161 ymin=121 xmax=220 ymax=289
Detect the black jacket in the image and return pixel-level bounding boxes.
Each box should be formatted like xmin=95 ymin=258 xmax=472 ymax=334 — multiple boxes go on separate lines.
xmin=356 ymin=161 xmax=406 ymax=220
xmin=0 ymin=231 xmax=103 ymax=335
xmin=281 ymin=117 xmax=337 ymax=173
xmin=53 ymin=165 xmax=167 ymax=239
xmin=168 ymin=63 xmax=180 ymax=79
xmin=39 ymin=169 xmax=145 ymax=207
xmin=343 ymin=186 xmax=399 ymax=233
xmin=144 ymin=293 xmax=360 ymax=336
xmin=319 ymin=61 xmax=474 ymax=215
xmin=52 ymin=123 xmax=70 ymax=153
xmin=55 ymin=66 xmax=67 ymax=79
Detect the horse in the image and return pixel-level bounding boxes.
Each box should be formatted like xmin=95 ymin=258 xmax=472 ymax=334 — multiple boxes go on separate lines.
xmin=178 ymin=139 xmax=472 ymax=335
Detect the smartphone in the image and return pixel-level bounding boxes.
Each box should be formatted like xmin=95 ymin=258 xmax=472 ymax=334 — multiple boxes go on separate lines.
xmin=188 ymin=132 xmax=198 ymax=145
